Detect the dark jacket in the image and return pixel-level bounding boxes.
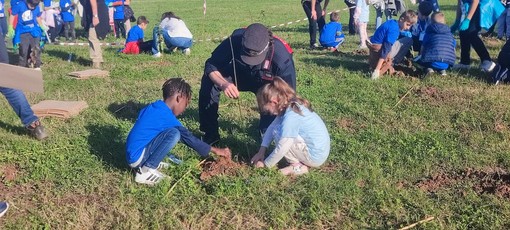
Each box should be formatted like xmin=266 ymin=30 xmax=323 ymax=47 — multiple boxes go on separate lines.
xmin=80 ymin=0 xmax=110 ymax=39
xmin=498 ymin=40 xmax=510 ymax=68
xmin=204 ymin=29 xmax=296 ymax=91
xmin=420 ymin=23 xmax=456 ymax=65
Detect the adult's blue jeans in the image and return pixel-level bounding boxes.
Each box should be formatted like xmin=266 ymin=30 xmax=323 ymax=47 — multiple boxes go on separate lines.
xmin=151 ymin=27 xmax=193 ymax=54
xmin=0 ymin=28 xmax=38 ymax=127
xmin=137 ymin=128 xmax=180 ymax=169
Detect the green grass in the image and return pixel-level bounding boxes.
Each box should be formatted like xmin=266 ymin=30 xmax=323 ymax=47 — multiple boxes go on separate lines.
xmin=2 ymin=0 xmax=510 ymax=228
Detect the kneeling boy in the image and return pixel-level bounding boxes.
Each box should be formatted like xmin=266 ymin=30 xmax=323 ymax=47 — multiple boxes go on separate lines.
xmin=368 ymin=10 xmax=417 ymax=79
xmin=126 ymin=78 xmax=231 ymax=185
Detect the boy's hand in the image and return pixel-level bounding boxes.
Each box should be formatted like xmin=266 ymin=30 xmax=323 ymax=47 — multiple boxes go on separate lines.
xmin=371 ymin=69 xmax=380 ymax=80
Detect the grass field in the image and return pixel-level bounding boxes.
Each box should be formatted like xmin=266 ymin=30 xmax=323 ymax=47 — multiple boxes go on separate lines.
xmin=2 ymin=0 xmax=510 ymax=228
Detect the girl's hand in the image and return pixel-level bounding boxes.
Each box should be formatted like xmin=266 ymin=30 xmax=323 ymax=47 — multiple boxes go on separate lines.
xmin=255 ymin=161 xmax=265 ymax=168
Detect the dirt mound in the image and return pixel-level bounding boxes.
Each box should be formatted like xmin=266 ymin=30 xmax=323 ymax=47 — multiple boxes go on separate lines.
xmin=1 ymin=164 xmax=19 ymax=182
xmin=416 ymin=167 xmax=510 ymax=198
xmin=352 ymin=49 xmax=369 ymax=56
xmin=414 ymin=86 xmax=446 ymax=101
xmin=200 ymin=157 xmax=246 ymax=181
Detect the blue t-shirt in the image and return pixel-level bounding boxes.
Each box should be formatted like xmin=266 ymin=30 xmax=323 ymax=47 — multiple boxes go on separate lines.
xmin=280 ymin=104 xmax=330 ymax=164
xmin=370 ymin=19 xmax=400 ymax=58
xmin=113 ymin=0 xmax=124 ymax=20
xmin=0 ymin=0 xmax=5 ymax=18
xmin=60 ymin=0 xmax=74 ymax=22
xmin=12 ymin=1 xmax=41 ymax=36
xmin=319 ymin=21 xmax=344 ymax=45
xmin=125 ymin=100 xmax=212 ymax=164
xmin=125 ymin=25 xmax=143 ymax=43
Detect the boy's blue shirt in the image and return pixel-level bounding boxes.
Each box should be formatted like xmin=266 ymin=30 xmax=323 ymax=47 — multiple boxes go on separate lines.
xmin=126 ymin=100 xmax=211 ymax=164
xmin=319 ymin=21 xmax=343 ymax=44
xmin=370 ymin=19 xmax=400 ymax=58
xmin=113 ymin=0 xmax=124 ymax=20
xmin=43 ymin=0 xmax=51 ymax=7
xmin=12 ymin=1 xmax=41 ymax=37
xmin=60 ymin=0 xmax=75 ymax=22
xmin=125 ymin=25 xmax=143 ymax=43
xmin=0 ymin=0 xmax=5 ymax=17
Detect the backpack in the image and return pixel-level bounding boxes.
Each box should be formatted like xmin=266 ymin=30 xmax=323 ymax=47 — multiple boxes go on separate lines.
xmin=386 ymin=0 xmax=406 ymax=16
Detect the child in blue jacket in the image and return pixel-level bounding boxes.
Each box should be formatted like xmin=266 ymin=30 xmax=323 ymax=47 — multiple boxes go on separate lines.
xmin=126 ymin=78 xmax=231 ymax=185
xmin=60 ymin=0 xmax=75 ymax=41
xmin=319 ymin=12 xmax=344 ymax=51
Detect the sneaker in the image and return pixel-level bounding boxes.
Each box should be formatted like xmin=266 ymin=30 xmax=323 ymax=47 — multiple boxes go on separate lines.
xmin=453 ymin=63 xmax=471 ymax=70
xmin=480 ymin=60 xmax=496 ymax=72
xmin=152 ymin=52 xmax=162 ymax=58
xmin=424 ymin=68 xmax=435 ymax=77
xmin=309 ymin=43 xmax=319 ymax=50
xmin=439 ymin=70 xmax=447 ymax=76
xmin=26 ymin=120 xmax=48 ymax=140
xmin=0 ymin=201 xmax=8 ymax=218
xmin=182 ymin=48 xmax=191 ymax=55
xmin=134 ymin=167 xmax=168 ymax=185
xmin=156 ymin=162 xmax=170 ymax=170
xmin=280 ymin=163 xmax=309 ymax=176
xmin=201 ymin=133 xmax=220 ymax=145
xmin=491 ymin=63 xmax=508 ymax=85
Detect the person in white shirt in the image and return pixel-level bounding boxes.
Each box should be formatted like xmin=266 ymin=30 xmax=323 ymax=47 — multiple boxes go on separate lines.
xmin=153 ymin=11 xmax=192 ymax=57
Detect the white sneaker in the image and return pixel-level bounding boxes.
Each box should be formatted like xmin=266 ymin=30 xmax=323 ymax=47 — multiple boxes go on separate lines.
xmin=440 ymin=70 xmax=447 ymax=76
xmin=152 ymin=52 xmax=162 ymax=58
xmin=480 ymin=60 xmax=496 ymax=72
xmin=424 ymin=68 xmax=435 ymax=77
xmin=453 ymin=63 xmax=471 ymax=70
xmin=156 ymin=162 xmax=170 ymax=170
xmin=280 ymin=163 xmax=309 ymax=176
xmin=134 ymin=167 xmax=168 ymax=185
xmin=182 ymin=48 xmax=191 ymax=55
xmin=371 ymin=69 xmax=381 ymax=80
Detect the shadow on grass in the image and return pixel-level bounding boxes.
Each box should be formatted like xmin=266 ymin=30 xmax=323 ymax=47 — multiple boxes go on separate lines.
xmin=301 ymin=55 xmax=370 ymax=72
xmin=86 ymin=124 xmax=128 ymax=170
xmin=0 ymin=120 xmax=28 ymax=137
xmin=108 ymin=101 xmax=146 ymax=122
xmin=45 ymin=49 xmax=92 ymax=66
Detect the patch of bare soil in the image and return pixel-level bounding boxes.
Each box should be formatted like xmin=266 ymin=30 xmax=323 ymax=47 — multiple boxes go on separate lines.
xmin=482 ymin=37 xmax=503 ymax=48
xmin=200 ymin=157 xmax=247 ymax=181
xmin=1 ymin=164 xmax=19 ymax=182
xmin=352 ymin=49 xmax=369 ymax=56
xmin=416 ymin=167 xmax=510 ymax=198
xmin=413 ymin=86 xmax=448 ymax=103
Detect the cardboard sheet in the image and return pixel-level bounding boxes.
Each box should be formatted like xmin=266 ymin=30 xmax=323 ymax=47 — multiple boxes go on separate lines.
xmin=68 ymin=69 xmax=109 ymax=79
xmin=31 ymin=100 xmax=88 ymax=119
xmin=0 ymin=63 xmax=44 ymax=92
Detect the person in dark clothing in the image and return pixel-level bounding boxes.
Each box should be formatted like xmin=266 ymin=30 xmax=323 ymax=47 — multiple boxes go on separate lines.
xmin=302 ymin=0 xmax=329 ymax=49
xmin=198 ymin=23 xmax=297 ymax=145
xmin=492 ymin=40 xmax=510 ymax=84
xmin=345 ymin=0 xmax=356 ymax=35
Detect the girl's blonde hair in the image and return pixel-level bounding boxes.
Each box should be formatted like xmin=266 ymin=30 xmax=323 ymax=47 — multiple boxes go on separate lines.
xmin=256 ymin=77 xmax=312 ymax=116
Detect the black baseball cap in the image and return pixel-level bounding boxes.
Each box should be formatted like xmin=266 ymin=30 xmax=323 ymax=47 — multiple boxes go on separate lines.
xmin=241 ymin=23 xmax=270 ymax=66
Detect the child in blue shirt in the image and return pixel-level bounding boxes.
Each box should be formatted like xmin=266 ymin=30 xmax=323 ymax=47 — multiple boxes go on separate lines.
xmin=319 ymin=12 xmax=344 ymax=51
xmin=368 ymin=10 xmax=417 ymax=79
xmin=122 ymin=16 xmax=155 ymax=54
xmin=411 ymin=1 xmax=433 ymax=52
xmin=60 ymin=0 xmax=75 ymax=41
xmin=126 ymin=78 xmax=231 ymax=185
xmin=111 ymin=0 xmax=125 ymax=38
xmin=9 ymin=0 xmax=44 ymax=69
xmin=251 ymin=77 xmax=330 ymax=176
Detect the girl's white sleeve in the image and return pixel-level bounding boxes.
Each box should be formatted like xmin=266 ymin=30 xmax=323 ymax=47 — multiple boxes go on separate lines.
xmin=261 ymin=118 xmax=278 ymax=148
xmin=264 ymin=137 xmax=294 ymax=167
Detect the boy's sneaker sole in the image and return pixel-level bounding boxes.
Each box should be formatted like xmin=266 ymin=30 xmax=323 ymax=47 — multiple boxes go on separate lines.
xmin=135 ymin=168 xmax=168 ymax=185
xmin=0 ymin=201 xmax=9 ymax=218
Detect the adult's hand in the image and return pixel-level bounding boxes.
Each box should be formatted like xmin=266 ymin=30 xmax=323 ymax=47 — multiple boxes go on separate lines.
xmin=222 ymin=82 xmax=239 ymax=99
xmin=311 ymin=10 xmax=317 ymax=21
xmin=92 ymin=17 xmax=100 ymax=27
xmin=459 ymin=18 xmax=470 ymax=31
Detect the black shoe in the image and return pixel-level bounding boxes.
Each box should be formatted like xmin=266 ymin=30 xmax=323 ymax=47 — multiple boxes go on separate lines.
xmin=26 ymin=120 xmax=48 ymax=140
xmin=202 ymin=133 xmax=220 ymax=145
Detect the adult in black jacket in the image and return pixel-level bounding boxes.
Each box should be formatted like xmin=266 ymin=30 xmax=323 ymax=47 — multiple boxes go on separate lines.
xmin=199 ymin=23 xmax=296 ymax=145
xmin=80 ymin=0 xmax=109 ymax=69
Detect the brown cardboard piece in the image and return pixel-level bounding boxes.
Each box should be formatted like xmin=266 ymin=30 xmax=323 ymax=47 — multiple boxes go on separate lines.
xmin=68 ymin=69 xmax=109 ymax=80
xmin=31 ymin=100 xmax=88 ymax=119
xmin=0 ymin=63 xmax=44 ymax=92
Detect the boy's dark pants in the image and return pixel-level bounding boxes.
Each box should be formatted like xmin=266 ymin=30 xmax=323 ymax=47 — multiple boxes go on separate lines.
xmin=138 ymin=40 xmax=154 ymax=53
xmin=198 ymin=74 xmax=277 ymax=138
xmin=114 ymin=19 xmax=125 ymax=38
xmin=19 ymin=33 xmax=41 ymax=68
xmin=459 ymin=7 xmax=491 ymax=65
xmin=63 ymin=21 xmax=76 ymax=40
